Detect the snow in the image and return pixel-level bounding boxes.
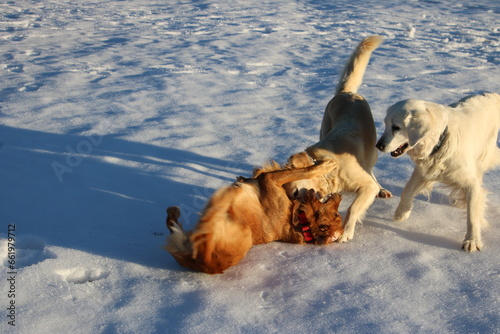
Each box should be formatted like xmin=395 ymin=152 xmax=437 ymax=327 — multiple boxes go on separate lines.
xmin=1 ymin=0 xmax=499 ymax=333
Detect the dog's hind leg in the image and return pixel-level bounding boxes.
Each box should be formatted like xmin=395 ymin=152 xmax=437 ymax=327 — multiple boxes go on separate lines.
xmin=166 ymin=206 xmax=182 ymax=232
xmin=164 ymin=206 xmax=193 ymax=259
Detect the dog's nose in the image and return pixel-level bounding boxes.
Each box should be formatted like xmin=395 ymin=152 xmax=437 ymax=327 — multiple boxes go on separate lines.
xmin=375 ymin=139 xmax=385 ymax=151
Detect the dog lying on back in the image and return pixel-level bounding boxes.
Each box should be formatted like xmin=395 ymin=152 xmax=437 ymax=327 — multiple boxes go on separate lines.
xmin=165 ymin=159 xmax=343 ymax=274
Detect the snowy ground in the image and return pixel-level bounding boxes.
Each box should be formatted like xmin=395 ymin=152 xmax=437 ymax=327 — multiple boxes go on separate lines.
xmin=1 ymin=0 xmax=499 ymax=333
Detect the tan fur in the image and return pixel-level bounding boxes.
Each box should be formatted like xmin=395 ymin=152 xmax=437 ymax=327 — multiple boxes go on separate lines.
xmin=165 ymin=159 xmax=343 ymax=274
xmin=376 ymin=93 xmax=500 ymax=251
xmin=285 ymin=35 xmax=391 ymax=243
xmin=337 ymin=35 xmax=384 ymax=94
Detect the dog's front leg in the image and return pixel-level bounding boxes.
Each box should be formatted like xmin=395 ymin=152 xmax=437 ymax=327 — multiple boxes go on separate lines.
xmin=462 ymin=183 xmax=486 ymax=252
xmin=338 ymin=181 xmax=379 ymax=242
xmin=395 ymin=169 xmax=428 ymax=222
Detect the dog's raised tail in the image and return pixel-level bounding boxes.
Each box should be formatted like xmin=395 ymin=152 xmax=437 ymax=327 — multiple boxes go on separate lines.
xmin=336 ymin=35 xmax=383 ymax=94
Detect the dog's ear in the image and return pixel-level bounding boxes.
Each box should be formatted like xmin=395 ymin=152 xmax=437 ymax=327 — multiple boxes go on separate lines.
xmin=328 ymin=193 xmax=342 ymax=212
xmin=407 ymin=113 xmax=430 ymax=147
xmin=292 ymin=198 xmax=315 ymax=227
xmin=288 ymin=151 xmax=314 ymax=168
xmin=408 ymin=103 xmax=448 ymax=150
xmin=291 ymin=200 xmax=302 ymax=226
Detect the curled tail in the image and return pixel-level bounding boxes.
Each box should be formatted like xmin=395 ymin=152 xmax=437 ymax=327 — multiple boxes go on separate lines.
xmin=336 ymin=35 xmax=383 ymax=94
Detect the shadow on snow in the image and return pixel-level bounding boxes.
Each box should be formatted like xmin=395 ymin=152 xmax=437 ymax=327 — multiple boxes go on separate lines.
xmin=0 ymin=125 xmax=252 ymax=269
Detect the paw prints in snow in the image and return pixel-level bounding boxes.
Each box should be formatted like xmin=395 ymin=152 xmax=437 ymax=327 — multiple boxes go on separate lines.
xmin=19 ymin=82 xmax=44 ymax=92
xmin=56 ymin=267 xmax=110 ymax=284
xmin=1 ymin=235 xmax=57 ymax=269
xmin=5 ymin=64 xmax=24 ymax=73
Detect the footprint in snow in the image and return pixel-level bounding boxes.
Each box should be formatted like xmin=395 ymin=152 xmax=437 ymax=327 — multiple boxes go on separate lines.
xmin=10 ymin=35 xmax=25 ymax=42
xmin=1 ymin=235 xmax=57 ymax=269
xmin=56 ymin=267 xmax=110 ymax=284
xmin=6 ymin=64 xmax=24 ymax=73
xmin=278 ymin=251 xmax=291 ymax=258
xmin=20 ymin=82 xmax=44 ymax=92
xmin=260 ymin=291 xmax=269 ymax=301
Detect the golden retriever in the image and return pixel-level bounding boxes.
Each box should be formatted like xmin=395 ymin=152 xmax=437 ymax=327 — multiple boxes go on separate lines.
xmin=285 ymin=35 xmax=391 ymax=243
xmin=376 ymin=93 xmax=500 ymax=251
xmin=165 ymin=159 xmax=343 ymax=274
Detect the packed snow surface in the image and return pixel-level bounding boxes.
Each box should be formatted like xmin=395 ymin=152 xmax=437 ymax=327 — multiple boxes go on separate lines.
xmin=1 ymin=0 xmax=499 ymax=333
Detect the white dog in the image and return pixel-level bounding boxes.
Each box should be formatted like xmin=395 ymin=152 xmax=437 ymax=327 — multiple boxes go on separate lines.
xmin=376 ymin=93 xmax=500 ymax=251
xmin=286 ymin=35 xmax=391 ymax=243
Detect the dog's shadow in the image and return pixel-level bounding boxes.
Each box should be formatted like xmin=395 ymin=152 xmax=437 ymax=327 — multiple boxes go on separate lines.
xmin=364 ymin=216 xmax=461 ymax=250
xmin=0 ymin=125 xmax=253 ymax=270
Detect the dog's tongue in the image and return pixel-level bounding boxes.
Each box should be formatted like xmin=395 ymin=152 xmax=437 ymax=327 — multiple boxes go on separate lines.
xmin=390 ymin=150 xmax=400 ymax=157
xmin=298 ymin=212 xmax=315 ymax=243
xmin=301 ymin=225 xmax=314 ymax=243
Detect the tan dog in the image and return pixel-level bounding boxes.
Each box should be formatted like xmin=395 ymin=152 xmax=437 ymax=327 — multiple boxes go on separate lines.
xmin=165 ymin=159 xmax=343 ymax=274
xmin=376 ymin=93 xmax=500 ymax=251
xmin=286 ymin=35 xmax=391 ymax=243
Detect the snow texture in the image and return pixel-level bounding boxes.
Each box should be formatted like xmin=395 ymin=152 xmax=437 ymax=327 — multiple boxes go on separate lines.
xmin=1 ymin=0 xmax=499 ymax=333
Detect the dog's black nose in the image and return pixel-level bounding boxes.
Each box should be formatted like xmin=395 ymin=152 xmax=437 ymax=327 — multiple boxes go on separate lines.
xmin=375 ymin=140 xmax=385 ymax=151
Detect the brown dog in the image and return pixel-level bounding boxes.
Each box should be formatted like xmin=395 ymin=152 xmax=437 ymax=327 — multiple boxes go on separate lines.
xmin=165 ymin=159 xmax=342 ymax=274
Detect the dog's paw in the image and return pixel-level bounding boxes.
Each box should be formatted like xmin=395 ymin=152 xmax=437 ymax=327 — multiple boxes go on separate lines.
xmin=167 ymin=206 xmax=181 ymax=220
xmin=337 ymin=230 xmax=354 ymax=243
xmin=288 ymin=151 xmax=315 ymax=168
xmin=462 ymin=238 xmax=483 ymax=252
xmin=377 ymin=188 xmax=392 ymax=198
xmin=317 ymin=159 xmax=337 ymax=173
xmin=394 ymin=211 xmax=411 ymax=222
xmin=166 ymin=206 xmax=182 ymax=232
xmin=394 ymin=205 xmax=411 ymax=222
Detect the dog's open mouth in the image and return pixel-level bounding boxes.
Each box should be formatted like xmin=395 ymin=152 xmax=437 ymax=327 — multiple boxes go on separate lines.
xmin=391 ymin=143 xmax=409 ymax=157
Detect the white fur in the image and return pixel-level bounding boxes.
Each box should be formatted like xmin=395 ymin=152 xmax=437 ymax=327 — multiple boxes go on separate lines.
xmin=165 ymin=220 xmax=192 ymax=254
xmin=377 ymin=93 xmax=500 ymax=251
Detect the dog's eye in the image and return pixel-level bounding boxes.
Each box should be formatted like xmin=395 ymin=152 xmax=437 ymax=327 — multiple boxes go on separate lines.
xmin=319 ymin=225 xmax=328 ymax=232
xmin=392 ymin=125 xmax=401 ymax=132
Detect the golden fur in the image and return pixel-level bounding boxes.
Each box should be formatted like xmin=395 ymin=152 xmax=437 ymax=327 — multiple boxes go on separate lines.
xmin=165 ymin=159 xmax=343 ymax=274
